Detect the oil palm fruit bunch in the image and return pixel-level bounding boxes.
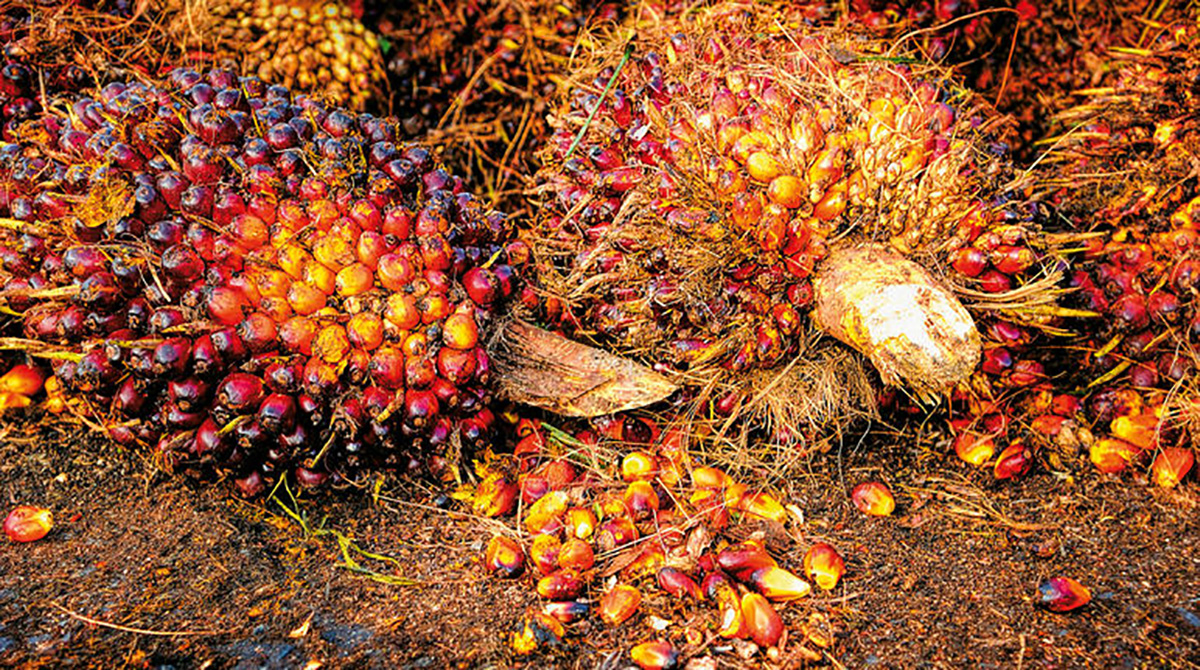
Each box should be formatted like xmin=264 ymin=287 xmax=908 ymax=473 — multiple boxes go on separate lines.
xmin=1034 ymin=18 xmax=1200 ymax=484
xmin=370 ymin=0 xmax=624 ymax=207
xmin=842 ymin=0 xmax=1190 ymax=159
xmin=0 ymin=68 xmax=521 ymax=495
xmin=164 ymin=0 xmax=385 ymax=110
xmin=471 ymin=414 xmax=842 ymax=661
xmin=522 ymin=2 xmax=1065 ymax=451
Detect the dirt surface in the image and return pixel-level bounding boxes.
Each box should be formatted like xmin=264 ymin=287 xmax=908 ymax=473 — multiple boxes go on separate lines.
xmin=2 ymin=416 xmax=1199 ymax=669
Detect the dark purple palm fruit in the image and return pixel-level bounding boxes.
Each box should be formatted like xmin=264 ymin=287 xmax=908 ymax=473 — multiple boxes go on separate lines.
xmin=0 ymin=67 xmax=520 ymax=494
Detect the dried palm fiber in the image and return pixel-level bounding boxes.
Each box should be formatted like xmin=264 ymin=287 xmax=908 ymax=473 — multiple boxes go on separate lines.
xmin=1027 ymin=16 xmax=1200 ymax=475
xmin=369 ymin=0 xmax=627 ymax=211
xmin=0 ymin=68 xmax=523 ymax=496
xmin=163 ymin=0 xmax=386 ymax=110
xmin=510 ymin=2 xmax=1074 ymax=464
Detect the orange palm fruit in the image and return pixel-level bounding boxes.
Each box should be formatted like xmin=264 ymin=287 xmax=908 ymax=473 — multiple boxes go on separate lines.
xmin=954 ymin=432 xmax=995 ymax=466
xmin=741 ymin=592 xmax=783 ymax=648
xmin=621 ymin=451 xmax=658 ymax=481
xmin=483 ymin=535 xmax=524 ymax=578
xmin=599 ymin=583 xmax=642 ymax=625
xmin=566 ymin=507 xmax=597 ymax=540
xmin=0 ymin=364 xmax=44 ymax=396
xmin=630 ymin=640 xmax=680 ymax=670
xmin=803 ymin=543 xmax=845 ymax=590
xmin=4 ymin=505 xmax=52 ymax=542
xmin=558 ymin=538 xmax=595 ymax=571
xmin=530 ymin=534 xmax=562 ymax=575
xmin=1151 ymin=447 xmax=1194 ymax=488
xmin=1090 ymin=438 xmax=1140 ymax=474
xmin=747 ymin=565 xmax=811 ymax=601
xmin=471 ymin=473 xmax=518 ymax=517
xmin=851 ymin=481 xmax=895 ymax=516
xmin=739 ymin=491 xmax=787 ymax=523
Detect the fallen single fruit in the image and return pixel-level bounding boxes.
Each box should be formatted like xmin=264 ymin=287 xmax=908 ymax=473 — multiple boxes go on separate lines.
xmin=1037 ymin=577 xmax=1092 ymax=612
xmin=4 ymin=505 xmax=53 ymax=542
xmin=851 ymin=481 xmax=896 ymax=516
xmin=804 ymin=543 xmax=846 ymax=590
xmin=630 ymin=639 xmax=680 ymax=670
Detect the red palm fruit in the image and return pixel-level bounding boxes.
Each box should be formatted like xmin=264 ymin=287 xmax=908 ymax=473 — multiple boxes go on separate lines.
xmin=384 ymin=293 xmax=420 ymax=330
xmin=484 ymin=535 xmax=524 ymax=578
xmin=558 ymin=538 xmax=595 ymax=571
xmin=624 ymin=481 xmax=660 ymax=518
xmin=994 ymin=443 xmax=1033 ymax=480
xmin=0 ymin=364 xmax=44 ymax=396
xmin=168 ymin=377 xmax=211 ymax=413
xmin=1090 ymin=438 xmax=1140 ymax=474
xmin=621 ymin=451 xmax=657 ymax=481
xmin=1037 ymin=577 xmax=1091 ymax=612
xmin=596 ymin=516 xmax=639 ymax=552
xmin=537 ymin=568 xmax=584 ymax=601
xmin=747 ymin=565 xmax=812 ymax=601
xmin=346 ymin=313 xmax=384 ymax=351
xmin=630 ymin=640 xmax=679 ymax=670
xmin=335 ymin=263 xmax=374 ymax=297
xmin=279 ymin=317 xmax=317 ymax=355
xmin=287 ymin=281 xmax=326 ymax=315
xmin=657 ymin=567 xmax=703 ymax=600
xmin=216 ymin=373 xmax=265 ymax=414
xmin=851 ymin=481 xmax=895 ymax=516
xmin=5 ymin=505 xmax=52 ymax=542
xmin=237 ymin=312 xmax=278 ymax=353
xmin=952 ymin=246 xmax=988 ymax=277
xmin=716 ymin=540 xmax=776 ymax=579
xmin=207 ymin=285 xmax=246 ymax=325
xmin=804 ymin=543 xmax=845 ymax=590
xmin=543 ymin=601 xmax=589 ymax=624
xmin=312 ymin=325 xmax=351 ymax=364
xmin=462 ymin=267 xmax=499 ymax=307
xmin=370 ymin=347 xmax=406 ymax=388
xmin=442 ymin=312 xmax=479 ymax=350
xmin=566 ymin=508 xmax=597 ymax=540
xmin=1151 ymin=447 xmax=1194 ymax=488
xmin=302 ymin=358 xmax=339 ymax=398
xmin=741 ymin=592 xmax=783 ymax=648
xmin=257 ymin=394 xmax=297 ymax=434
xmin=435 ymin=346 xmax=477 ymax=385
xmin=472 ymin=473 xmax=518 ymax=517
xmin=599 ymin=584 xmax=642 ymax=626
xmin=954 ymin=432 xmax=995 ymax=466
xmin=530 ymin=534 xmax=562 ymax=575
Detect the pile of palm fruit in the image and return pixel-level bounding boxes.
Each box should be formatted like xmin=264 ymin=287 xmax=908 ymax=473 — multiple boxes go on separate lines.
xmin=165 ymin=0 xmax=386 ymax=110
xmin=0 ymin=0 xmax=383 ymax=112
xmin=1 ymin=0 xmax=1199 ymax=666
xmin=0 ymin=67 xmax=520 ymax=495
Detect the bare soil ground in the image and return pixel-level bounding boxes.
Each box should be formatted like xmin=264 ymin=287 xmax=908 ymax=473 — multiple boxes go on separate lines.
xmin=2 ymin=417 xmax=1198 ymax=669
